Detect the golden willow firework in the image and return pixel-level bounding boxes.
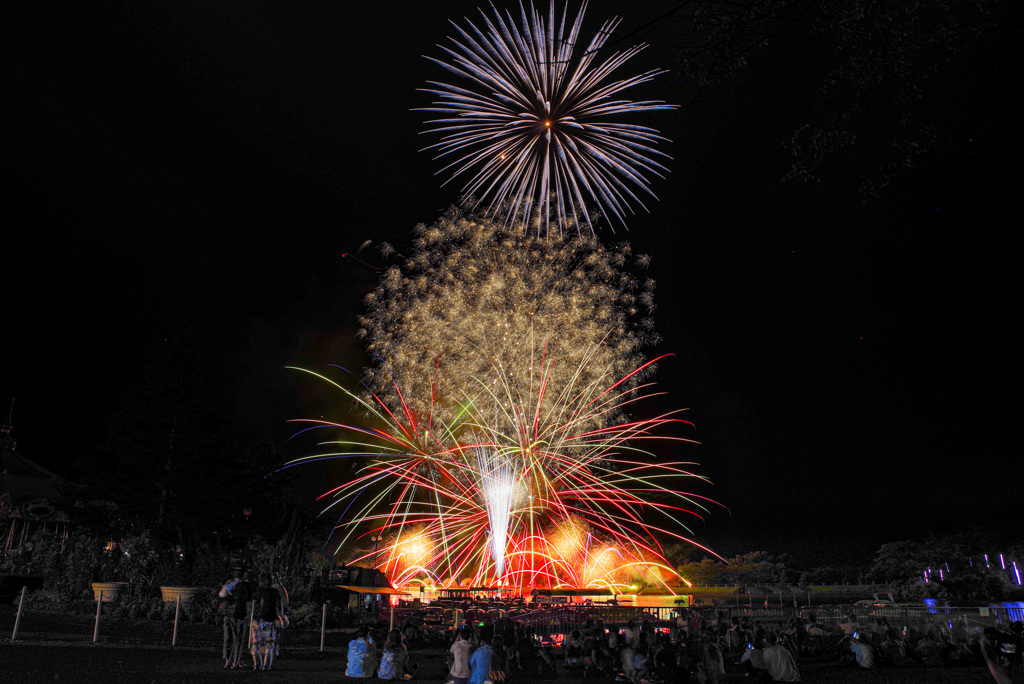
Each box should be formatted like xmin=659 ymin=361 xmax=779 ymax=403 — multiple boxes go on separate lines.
xmin=286 ymin=351 xmax=718 ymax=591
xmin=419 ymin=0 xmax=677 ymax=234
xmin=359 ymin=207 xmax=658 ymax=439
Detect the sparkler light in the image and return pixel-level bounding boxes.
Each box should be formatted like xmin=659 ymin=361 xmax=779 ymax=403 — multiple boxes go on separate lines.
xmin=419 ymin=0 xmax=677 ymax=234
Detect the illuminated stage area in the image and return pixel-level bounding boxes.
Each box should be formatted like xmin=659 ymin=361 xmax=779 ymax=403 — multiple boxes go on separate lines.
xmin=364 ymin=518 xmax=693 ymax=596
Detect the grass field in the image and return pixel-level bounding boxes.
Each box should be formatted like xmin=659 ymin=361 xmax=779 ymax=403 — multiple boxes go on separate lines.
xmin=0 ymin=605 xmax=1009 ymax=683
xmin=0 ymin=643 xmax=1004 ymax=684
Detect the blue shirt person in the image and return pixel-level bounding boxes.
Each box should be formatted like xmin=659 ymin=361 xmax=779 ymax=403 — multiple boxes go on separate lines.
xmin=345 ymin=626 xmax=377 ymax=678
xmin=469 ymin=642 xmax=493 ymax=684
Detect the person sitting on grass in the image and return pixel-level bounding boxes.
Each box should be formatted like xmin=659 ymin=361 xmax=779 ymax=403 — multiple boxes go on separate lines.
xmin=762 ymin=634 xmax=801 ymax=682
xmin=345 ymin=625 xmax=377 ymax=678
xmin=565 ymin=629 xmax=584 ymax=669
xmin=848 ymin=632 xmax=875 ymax=669
xmin=881 ymin=629 xmax=907 ymax=667
xmin=378 ymin=628 xmax=413 ymax=680
xmin=515 ymin=626 xmax=540 ymax=675
xmin=605 ymin=627 xmax=621 ymax=667
xmin=501 ymin=622 xmax=518 ymax=671
xmin=619 ymin=629 xmax=636 ymax=681
xmin=651 ymin=633 xmax=678 ymax=682
xmin=617 ymin=620 xmax=633 ymax=649
xmin=539 ymin=640 xmax=558 ymax=675
xmin=582 ymin=626 xmax=600 ymax=677
xmin=914 ymin=630 xmax=943 ymax=667
xmin=780 ymin=619 xmax=802 ymax=657
xmin=740 ymin=637 xmax=771 ymax=682
xmin=591 ymin=628 xmax=613 ymax=675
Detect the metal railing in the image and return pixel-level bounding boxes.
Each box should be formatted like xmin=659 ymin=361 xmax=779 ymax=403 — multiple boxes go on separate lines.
xmin=395 ymin=602 xmax=1018 ymax=639
xmin=510 ymin=604 xmax=677 ymax=638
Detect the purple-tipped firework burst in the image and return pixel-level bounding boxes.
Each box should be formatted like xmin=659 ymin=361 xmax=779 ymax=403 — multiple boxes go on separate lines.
xmin=419 ymin=1 xmax=677 ymax=235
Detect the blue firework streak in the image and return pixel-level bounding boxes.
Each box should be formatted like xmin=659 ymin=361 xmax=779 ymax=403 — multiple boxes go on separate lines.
xmin=419 ymin=1 xmax=677 ymax=234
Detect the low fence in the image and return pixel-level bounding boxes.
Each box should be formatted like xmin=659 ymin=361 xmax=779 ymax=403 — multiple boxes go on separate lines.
xmin=790 ymin=604 xmax=1015 ymax=632
xmin=513 ymin=604 xmax=676 ymax=636
xmin=392 ymin=602 xmax=1019 ymax=642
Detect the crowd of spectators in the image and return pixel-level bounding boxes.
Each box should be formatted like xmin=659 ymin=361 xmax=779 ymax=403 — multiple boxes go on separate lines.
xmin=343 ymin=606 xmax=1023 ymax=684
xmin=432 ymin=614 xmax=796 ymax=683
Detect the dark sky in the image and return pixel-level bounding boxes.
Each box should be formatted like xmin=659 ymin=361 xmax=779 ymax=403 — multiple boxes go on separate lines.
xmin=4 ymin=1 xmax=1019 ymax=567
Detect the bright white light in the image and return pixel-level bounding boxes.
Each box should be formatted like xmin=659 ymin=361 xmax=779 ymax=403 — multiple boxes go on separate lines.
xmin=477 ymin=445 xmax=517 ymax=578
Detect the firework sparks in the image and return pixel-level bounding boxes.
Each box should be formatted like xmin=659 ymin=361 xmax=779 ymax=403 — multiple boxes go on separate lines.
xmin=293 ymin=206 xmax=721 ymax=590
xmin=360 ymin=209 xmax=658 ymax=439
xmin=286 ymin=349 xmax=718 ymax=591
xmin=419 ymin=1 xmax=677 ymax=234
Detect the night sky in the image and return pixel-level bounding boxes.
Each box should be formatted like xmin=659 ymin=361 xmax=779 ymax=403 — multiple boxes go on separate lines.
xmin=4 ymin=1 xmax=1019 ymax=566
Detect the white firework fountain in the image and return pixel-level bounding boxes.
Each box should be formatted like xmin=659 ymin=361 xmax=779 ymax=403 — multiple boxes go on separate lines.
xmin=476 ymin=445 xmax=518 ymax=579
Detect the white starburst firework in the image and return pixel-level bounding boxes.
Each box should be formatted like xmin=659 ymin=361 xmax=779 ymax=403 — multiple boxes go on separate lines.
xmin=419 ymin=1 xmax=677 ymax=234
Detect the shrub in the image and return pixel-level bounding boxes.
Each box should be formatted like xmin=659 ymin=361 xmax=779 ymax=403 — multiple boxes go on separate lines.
xmin=22 ymin=589 xmax=62 ymax=610
xmin=181 ymin=590 xmax=218 ymax=625
xmin=285 ymin=601 xmax=321 ymax=630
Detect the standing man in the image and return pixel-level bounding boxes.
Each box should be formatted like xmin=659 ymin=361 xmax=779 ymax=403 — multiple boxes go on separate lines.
xmin=219 ymin=569 xmax=252 ymax=669
xmin=450 ymin=626 xmax=473 ymax=684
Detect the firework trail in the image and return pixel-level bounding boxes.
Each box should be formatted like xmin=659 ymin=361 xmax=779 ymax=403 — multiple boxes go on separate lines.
xmin=286 ymin=349 xmax=718 ymax=591
xmin=420 ymin=1 xmax=677 ymax=234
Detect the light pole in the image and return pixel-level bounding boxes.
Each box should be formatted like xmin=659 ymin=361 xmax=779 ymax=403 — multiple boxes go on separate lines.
xmin=370 ymin=536 xmax=384 ymax=616
xmin=372 ymin=536 xmax=384 ymax=569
